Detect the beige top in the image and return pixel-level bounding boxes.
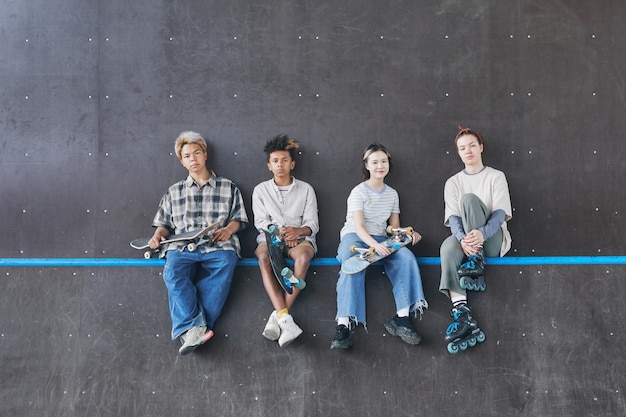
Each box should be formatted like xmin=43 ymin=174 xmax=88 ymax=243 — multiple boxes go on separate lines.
xmin=444 ymin=166 xmax=512 ymax=256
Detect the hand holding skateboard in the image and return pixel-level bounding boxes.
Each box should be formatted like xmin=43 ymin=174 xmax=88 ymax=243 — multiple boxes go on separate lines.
xmin=341 ymin=226 xmax=420 ymax=275
xmin=131 ymin=221 xmax=222 ymax=259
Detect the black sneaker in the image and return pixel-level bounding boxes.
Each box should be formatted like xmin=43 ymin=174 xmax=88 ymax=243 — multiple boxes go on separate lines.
xmin=330 ymin=324 xmax=353 ymax=349
xmin=384 ymin=315 xmax=421 ymax=345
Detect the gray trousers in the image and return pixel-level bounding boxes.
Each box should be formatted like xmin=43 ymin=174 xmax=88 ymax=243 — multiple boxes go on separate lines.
xmin=439 ymin=193 xmax=503 ymax=298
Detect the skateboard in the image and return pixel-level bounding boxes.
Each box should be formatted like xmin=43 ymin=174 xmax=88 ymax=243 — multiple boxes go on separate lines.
xmin=264 ymin=225 xmax=305 ymax=294
xmin=341 ymin=226 xmax=414 ymax=274
xmin=130 ymin=221 xmax=221 ymax=259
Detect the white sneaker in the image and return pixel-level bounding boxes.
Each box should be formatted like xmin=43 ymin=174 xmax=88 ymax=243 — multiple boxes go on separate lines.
xmin=277 ymin=313 xmax=303 ymax=347
xmin=262 ymin=311 xmax=281 ymax=341
xmin=179 ymin=325 xmax=207 ymax=355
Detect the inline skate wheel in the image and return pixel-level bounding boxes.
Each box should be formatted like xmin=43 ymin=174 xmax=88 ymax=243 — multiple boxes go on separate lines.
xmin=460 ymin=276 xmax=469 ymax=289
xmin=477 ymin=331 xmax=486 ymax=343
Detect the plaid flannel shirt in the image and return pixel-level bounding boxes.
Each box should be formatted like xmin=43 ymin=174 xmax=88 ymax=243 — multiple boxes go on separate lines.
xmin=152 ymin=171 xmax=248 ymax=256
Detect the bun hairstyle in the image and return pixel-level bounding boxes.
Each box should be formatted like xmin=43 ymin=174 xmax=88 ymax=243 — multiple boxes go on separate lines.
xmin=455 ymin=124 xmax=484 ymax=146
xmin=264 ymin=134 xmax=300 ymax=160
xmin=361 ymin=142 xmax=393 ymax=179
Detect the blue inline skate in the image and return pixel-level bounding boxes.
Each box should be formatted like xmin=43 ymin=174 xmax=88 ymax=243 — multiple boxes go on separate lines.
xmin=457 ymin=247 xmax=486 ymax=292
xmin=445 ymin=304 xmax=486 ymax=354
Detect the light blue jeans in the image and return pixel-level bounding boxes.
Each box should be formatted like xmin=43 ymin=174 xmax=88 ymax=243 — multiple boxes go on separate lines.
xmin=163 ymin=249 xmax=238 ymax=339
xmin=335 ymin=233 xmax=428 ymax=325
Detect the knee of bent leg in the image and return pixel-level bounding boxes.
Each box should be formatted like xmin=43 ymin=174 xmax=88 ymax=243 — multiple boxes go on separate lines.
xmin=460 ymin=193 xmax=481 ymax=207
xmin=256 ymin=250 xmax=271 ymax=267
xmin=292 ymin=248 xmax=314 ymax=265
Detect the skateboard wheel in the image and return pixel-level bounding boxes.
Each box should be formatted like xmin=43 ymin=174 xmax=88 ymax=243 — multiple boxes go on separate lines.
xmin=144 ymin=251 xmax=152 ymax=259
xmin=268 ymin=224 xmax=279 ymax=235
xmin=349 ymin=244 xmax=357 ymax=253
xmin=295 ymin=278 xmax=306 ymax=289
xmin=281 ymin=267 xmax=293 ymax=278
xmin=405 ymin=226 xmax=413 ymax=235
xmin=386 ymin=225 xmax=394 ymax=234
xmin=367 ymin=246 xmax=376 ymax=255
xmin=187 ymin=242 xmax=197 ymax=252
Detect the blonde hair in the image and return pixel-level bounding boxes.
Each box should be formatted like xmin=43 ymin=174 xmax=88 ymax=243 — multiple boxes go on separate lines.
xmin=174 ymin=131 xmax=207 ymax=160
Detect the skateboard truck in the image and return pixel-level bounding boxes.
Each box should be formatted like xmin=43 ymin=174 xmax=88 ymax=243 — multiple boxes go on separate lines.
xmin=281 ymin=267 xmax=306 ymax=290
xmin=386 ymin=225 xmax=413 ymax=241
xmin=349 ymin=244 xmax=376 ymax=259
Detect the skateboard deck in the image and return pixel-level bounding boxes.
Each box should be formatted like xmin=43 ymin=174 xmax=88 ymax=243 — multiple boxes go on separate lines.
xmin=341 ymin=226 xmax=414 ymax=274
xmin=130 ymin=221 xmax=221 ymax=259
xmin=264 ymin=227 xmax=305 ymax=294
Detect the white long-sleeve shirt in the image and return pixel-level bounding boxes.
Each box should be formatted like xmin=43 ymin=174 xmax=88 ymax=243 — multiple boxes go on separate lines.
xmin=252 ymin=177 xmax=319 ymax=251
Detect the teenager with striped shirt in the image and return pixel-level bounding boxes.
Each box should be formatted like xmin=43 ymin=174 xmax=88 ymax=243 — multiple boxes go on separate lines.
xmin=331 ymin=143 xmax=428 ymax=349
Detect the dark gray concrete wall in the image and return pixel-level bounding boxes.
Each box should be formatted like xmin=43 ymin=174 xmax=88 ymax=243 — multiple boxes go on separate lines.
xmin=2 ymin=1 xmax=625 ymax=259
xmin=2 ymin=1 xmax=626 ymax=416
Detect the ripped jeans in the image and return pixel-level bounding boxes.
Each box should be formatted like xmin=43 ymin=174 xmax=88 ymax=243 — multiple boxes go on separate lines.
xmin=335 ymin=233 xmax=428 ymax=326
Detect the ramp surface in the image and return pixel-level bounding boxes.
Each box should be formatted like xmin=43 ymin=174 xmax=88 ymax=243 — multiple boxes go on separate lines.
xmin=1 ymin=265 xmax=624 ymax=416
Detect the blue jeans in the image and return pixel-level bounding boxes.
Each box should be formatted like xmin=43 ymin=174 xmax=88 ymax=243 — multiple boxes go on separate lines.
xmin=163 ymin=249 xmax=238 ymax=339
xmin=335 ymin=233 xmax=428 ymax=325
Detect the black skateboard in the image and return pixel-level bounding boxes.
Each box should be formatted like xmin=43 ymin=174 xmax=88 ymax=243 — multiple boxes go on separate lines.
xmin=264 ymin=225 xmax=305 ymax=294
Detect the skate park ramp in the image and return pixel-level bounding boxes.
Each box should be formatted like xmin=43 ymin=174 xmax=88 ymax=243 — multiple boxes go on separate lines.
xmin=2 ymin=1 xmax=626 ymax=416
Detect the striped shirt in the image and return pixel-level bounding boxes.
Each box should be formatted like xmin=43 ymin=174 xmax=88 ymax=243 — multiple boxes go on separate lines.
xmin=152 ymin=171 xmax=248 ymax=255
xmin=339 ymin=182 xmax=400 ymax=239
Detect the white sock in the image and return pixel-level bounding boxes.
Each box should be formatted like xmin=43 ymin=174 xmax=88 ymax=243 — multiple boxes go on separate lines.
xmin=396 ymin=306 xmax=410 ymax=317
xmin=451 ymin=296 xmax=467 ymax=308
xmin=337 ymin=316 xmax=350 ymax=328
